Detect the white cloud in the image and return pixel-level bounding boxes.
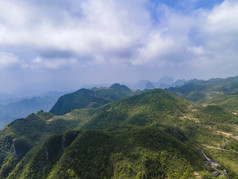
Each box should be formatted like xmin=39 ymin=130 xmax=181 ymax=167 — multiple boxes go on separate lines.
xmin=207 ymin=0 xmax=238 ymax=29
xmin=203 ymin=0 xmax=238 ymax=47
xmin=191 ymin=0 xmax=238 ymax=71
xmin=187 ymin=46 xmax=204 ymax=56
xmin=1 ymin=0 xmax=238 ymax=93
xmin=132 ymin=31 xmax=176 ymax=65
xmin=0 ymin=1 xmax=30 ymax=27
xmin=24 ymin=57 xmax=77 ymax=69
xmin=0 ymin=0 xmax=151 ymax=61
xmin=0 ymin=52 xmax=18 ymax=67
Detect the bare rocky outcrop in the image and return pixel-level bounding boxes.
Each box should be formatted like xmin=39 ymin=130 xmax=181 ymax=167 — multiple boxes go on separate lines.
xmin=13 ymin=139 xmax=30 ymax=158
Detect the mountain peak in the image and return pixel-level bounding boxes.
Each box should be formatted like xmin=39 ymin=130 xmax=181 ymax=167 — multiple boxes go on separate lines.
xmin=110 ymin=83 xmax=131 ymax=92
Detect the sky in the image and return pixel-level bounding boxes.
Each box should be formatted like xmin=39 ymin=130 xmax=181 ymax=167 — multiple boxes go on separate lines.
xmin=0 ymin=0 xmax=238 ymax=95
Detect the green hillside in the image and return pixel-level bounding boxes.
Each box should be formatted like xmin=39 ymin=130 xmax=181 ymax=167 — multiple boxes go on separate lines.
xmin=166 ymin=76 xmax=238 ymax=116
xmin=203 ymin=94 xmax=238 ymax=113
xmin=0 ymin=109 xmax=92 ymax=178
xmin=167 ymin=76 xmax=238 ymax=102
xmin=83 ymin=89 xmax=189 ymax=130
xmin=0 ymin=87 xmax=238 ymax=178
xmin=50 ymin=84 xmax=138 ymax=115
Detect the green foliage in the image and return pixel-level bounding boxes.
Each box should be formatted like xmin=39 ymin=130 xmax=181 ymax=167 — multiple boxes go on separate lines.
xmin=8 ymin=135 xmax=63 ymax=179
xmin=108 ymin=126 xmax=200 ymax=178
xmin=187 ymin=91 xmax=207 ymax=102
xmin=50 ymin=88 xmax=109 ymax=115
xmin=110 ymin=83 xmax=131 ymax=92
xmin=167 ymin=76 xmax=238 ymax=106
xmin=13 ymin=139 xmax=30 ymax=158
xmin=195 ymin=105 xmax=238 ymax=124
xmin=6 ymin=126 xmax=202 ymax=179
xmin=48 ymin=130 xmax=113 ymax=179
xmin=0 ymin=136 xmax=13 ymax=166
xmin=0 ymin=154 xmax=18 ymax=178
xmin=206 ymin=94 xmax=238 ymax=112
xmin=50 ymin=85 xmax=137 ymax=115
xmin=0 ymin=109 xmax=88 ymax=178
xmin=84 ymin=89 xmax=189 ymax=130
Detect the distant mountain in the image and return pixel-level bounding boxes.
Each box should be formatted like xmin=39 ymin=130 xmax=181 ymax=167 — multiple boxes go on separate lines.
xmin=110 ymin=83 xmax=131 ymax=92
xmin=153 ymin=76 xmax=186 ymax=89
xmin=0 ymin=93 xmax=20 ymax=105
xmin=81 ymin=83 xmax=110 ymax=89
xmin=145 ymin=81 xmax=155 ymax=89
xmin=50 ymin=84 xmax=140 ymax=115
xmin=159 ymin=76 xmax=174 ymax=85
xmin=132 ymin=80 xmax=153 ymax=90
xmin=172 ymin=79 xmax=186 ymax=87
xmin=152 ymin=76 xmax=173 ymax=88
xmin=0 ymin=91 xmax=66 ymax=129
xmin=166 ymin=76 xmax=238 ymax=102
xmin=127 ymin=76 xmax=185 ymax=91
xmin=39 ymin=91 xmax=70 ymax=98
xmin=131 ymin=77 xmax=185 ymax=90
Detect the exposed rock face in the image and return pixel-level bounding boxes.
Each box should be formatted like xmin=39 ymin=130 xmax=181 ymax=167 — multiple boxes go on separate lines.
xmin=62 ymin=131 xmax=79 ymax=151
xmin=13 ymin=139 xmax=30 ymax=158
xmin=36 ymin=135 xmax=63 ymax=169
xmin=211 ymin=171 xmax=220 ymax=177
xmin=202 ymin=151 xmax=229 ymax=177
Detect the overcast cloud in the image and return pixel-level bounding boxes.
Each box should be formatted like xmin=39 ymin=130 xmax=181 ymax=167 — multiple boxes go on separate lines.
xmin=0 ymin=0 xmax=238 ymax=95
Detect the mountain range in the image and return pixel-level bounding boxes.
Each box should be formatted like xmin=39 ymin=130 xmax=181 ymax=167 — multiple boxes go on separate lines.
xmin=0 ymin=78 xmax=238 ymax=178
xmin=0 ymin=76 xmax=183 ymax=129
xmin=0 ymin=92 xmax=66 ymax=129
xmin=129 ymin=76 xmax=186 ymax=90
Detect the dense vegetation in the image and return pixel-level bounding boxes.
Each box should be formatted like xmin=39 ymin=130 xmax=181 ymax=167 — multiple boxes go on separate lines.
xmin=83 ymin=89 xmax=188 ymax=130
xmin=50 ymin=84 xmax=140 ymax=115
xmin=167 ymin=76 xmax=238 ymax=103
xmin=0 ymin=80 xmax=238 ymax=178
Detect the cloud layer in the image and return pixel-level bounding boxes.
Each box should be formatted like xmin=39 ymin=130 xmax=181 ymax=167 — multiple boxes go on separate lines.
xmin=0 ymin=0 xmax=238 ymax=94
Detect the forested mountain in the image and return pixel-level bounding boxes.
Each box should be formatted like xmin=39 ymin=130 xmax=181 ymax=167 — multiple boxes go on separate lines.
xmin=166 ymin=76 xmax=238 ymax=116
xmin=50 ymin=83 xmax=140 ymax=115
xmin=167 ymin=76 xmax=238 ymax=101
xmin=0 ymin=82 xmax=238 ymax=178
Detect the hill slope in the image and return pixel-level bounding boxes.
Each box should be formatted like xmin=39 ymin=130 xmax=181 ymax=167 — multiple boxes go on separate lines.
xmin=166 ymin=76 xmax=238 ymax=116
xmin=50 ymin=84 xmax=138 ymax=115
xmin=167 ymin=76 xmax=238 ymax=102
xmin=83 ymin=89 xmax=188 ymax=130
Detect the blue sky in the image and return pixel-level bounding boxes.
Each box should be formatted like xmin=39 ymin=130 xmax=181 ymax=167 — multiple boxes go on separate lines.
xmin=0 ymin=0 xmax=238 ymax=95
